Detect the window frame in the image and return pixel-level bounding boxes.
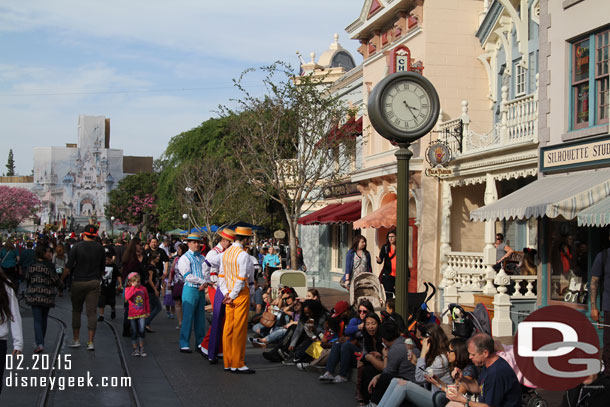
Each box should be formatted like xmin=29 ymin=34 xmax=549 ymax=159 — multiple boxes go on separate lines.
xmin=570 ymin=29 xmax=610 ymax=131
xmin=515 ymin=61 xmax=527 ymax=97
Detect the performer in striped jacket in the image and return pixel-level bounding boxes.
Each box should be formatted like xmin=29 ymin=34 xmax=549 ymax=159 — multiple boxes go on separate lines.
xmin=199 ymin=228 xmax=235 ymax=363
xmin=218 ymin=226 xmax=255 ymax=374
xmin=177 ymin=234 xmax=209 ymax=353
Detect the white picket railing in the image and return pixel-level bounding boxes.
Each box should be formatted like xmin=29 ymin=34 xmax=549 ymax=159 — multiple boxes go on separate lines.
xmin=505 ymin=93 xmax=537 ymax=142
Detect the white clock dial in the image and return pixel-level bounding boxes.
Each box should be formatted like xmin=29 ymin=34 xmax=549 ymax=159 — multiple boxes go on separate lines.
xmin=381 ymin=81 xmax=432 ymax=132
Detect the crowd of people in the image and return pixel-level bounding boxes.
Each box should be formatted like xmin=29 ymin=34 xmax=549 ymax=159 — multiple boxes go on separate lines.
xmin=2 ymin=226 xmax=609 ymax=406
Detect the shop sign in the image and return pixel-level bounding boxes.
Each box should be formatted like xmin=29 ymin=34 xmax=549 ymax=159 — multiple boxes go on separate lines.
xmin=424 ymin=141 xmax=453 ymax=178
xmin=322 ymin=181 xmax=359 ymax=199
xmin=541 ymin=135 xmax=610 ymax=172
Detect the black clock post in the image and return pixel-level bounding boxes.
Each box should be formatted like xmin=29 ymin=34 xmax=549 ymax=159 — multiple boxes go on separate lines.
xmin=367 ymin=72 xmax=440 ymax=319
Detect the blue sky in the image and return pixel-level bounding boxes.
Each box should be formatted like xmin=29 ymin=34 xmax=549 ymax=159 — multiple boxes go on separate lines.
xmin=0 ymin=0 xmax=363 ymax=175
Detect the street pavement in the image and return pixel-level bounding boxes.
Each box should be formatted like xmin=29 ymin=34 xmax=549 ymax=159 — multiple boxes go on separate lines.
xmin=3 ymin=288 xmax=357 ymax=407
xmin=2 ymin=284 xmax=565 ymax=406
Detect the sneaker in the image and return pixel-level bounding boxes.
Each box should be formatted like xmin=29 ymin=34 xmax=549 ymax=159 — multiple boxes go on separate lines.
xmin=281 ymin=359 xmax=296 ymax=365
xmin=98 ymin=315 xmax=104 ymax=322
xmin=86 ymin=342 xmax=95 ymax=351
xmin=111 ymin=310 xmax=116 ymax=319
xmin=319 ymin=371 xmax=334 ymax=381
xmin=169 ymin=313 xmax=175 ymax=319
xmin=167 ymin=312 xmax=172 ymax=318
xmin=278 ymin=348 xmax=292 ymax=361
xmin=139 ymin=349 xmax=147 ymax=357
xmin=333 ymin=375 xmax=348 ymax=384
xmin=33 ymin=345 xmax=44 ymax=354
xmin=68 ymin=340 xmax=81 ymax=348
xmin=248 ymin=337 xmax=256 ymax=345
xmin=296 ymin=362 xmax=310 ymax=370
xmin=132 ymin=349 xmax=140 ymax=356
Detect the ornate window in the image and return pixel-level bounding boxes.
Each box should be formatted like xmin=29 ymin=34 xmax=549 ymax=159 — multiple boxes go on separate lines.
xmin=570 ymin=29 xmax=609 ymax=130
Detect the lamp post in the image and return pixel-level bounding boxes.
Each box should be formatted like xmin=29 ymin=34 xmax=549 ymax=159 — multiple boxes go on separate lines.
xmin=110 ymin=216 xmax=115 ymax=238
xmin=185 ymin=186 xmax=193 ymax=233
xmin=182 ymin=213 xmax=188 ymax=234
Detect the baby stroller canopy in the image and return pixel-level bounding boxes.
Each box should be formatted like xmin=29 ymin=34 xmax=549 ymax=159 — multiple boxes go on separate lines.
xmin=350 ymin=272 xmax=386 ymax=309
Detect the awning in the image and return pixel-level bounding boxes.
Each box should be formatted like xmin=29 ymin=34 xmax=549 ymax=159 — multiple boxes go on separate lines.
xmin=578 ymin=195 xmax=610 ymax=227
xmin=354 ymin=197 xmax=397 ymax=229
xmin=298 ymin=201 xmax=361 ymax=225
xmin=470 ymin=169 xmax=610 ymax=222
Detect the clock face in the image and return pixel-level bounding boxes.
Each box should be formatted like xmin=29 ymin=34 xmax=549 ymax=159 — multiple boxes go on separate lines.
xmin=367 ymin=71 xmax=440 ymax=143
xmin=381 ymin=80 xmax=432 ymax=132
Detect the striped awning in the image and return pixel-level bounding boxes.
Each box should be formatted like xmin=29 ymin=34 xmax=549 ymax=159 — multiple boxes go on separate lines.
xmin=470 ymin=169 xmax=610 ymax=222
xmin=578 ymin=195 xmax=610 ymax=227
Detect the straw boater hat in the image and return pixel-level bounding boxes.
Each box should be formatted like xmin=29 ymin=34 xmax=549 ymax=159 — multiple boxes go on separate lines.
xmin=234 ymin=226 xmax=253 ymax=237
xmin=218 ymin=228 xmax=236 ymax=242
xmin=185 ymin=233 xmax=202 ymax=241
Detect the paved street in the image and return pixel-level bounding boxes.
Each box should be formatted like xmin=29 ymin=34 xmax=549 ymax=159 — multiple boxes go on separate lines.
xmin=3 ymin=288 xmax=357 ymax=407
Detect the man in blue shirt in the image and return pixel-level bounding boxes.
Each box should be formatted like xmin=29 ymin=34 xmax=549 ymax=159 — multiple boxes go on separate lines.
xmin=448 ymin=333 xmax=521 ymax=407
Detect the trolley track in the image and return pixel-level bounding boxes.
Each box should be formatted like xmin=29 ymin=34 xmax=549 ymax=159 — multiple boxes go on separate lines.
xmin=18 ymin=298 xmax=141 ymax=407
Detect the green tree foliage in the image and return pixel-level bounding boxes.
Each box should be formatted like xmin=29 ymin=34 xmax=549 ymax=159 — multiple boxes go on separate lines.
xmin=105 ymin=172 xmax=158 ymax=231
xmin=6 ymin=149 xmax=15 ymax=176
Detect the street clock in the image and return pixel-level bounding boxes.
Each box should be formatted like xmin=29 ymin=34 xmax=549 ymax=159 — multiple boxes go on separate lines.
xmin=368 ymin=71 xmax=440 ymax=144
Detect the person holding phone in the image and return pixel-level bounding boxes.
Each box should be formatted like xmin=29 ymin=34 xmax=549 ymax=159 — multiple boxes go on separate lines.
xmin=376 ymin=323 xmax=452 ymax=407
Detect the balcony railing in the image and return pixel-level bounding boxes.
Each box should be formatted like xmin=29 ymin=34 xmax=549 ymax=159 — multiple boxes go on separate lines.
xmin=436 ymin=78 xmax=538 ymax=157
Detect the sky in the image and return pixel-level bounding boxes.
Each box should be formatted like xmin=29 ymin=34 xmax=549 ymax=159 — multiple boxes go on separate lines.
xmin=0 ymin=0 xmax=363 ymax=176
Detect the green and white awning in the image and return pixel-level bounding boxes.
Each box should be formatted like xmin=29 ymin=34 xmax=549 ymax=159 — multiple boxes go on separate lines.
xmin=577 ymin=195 xmax=610 ymax=227
xmin=470 ymin=169 xmax=610 ymax=222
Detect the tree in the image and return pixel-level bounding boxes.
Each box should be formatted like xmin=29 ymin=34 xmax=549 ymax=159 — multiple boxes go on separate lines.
xmin=0 ymin=186 xmax=40 ymax=230
xmin=5 ymin=149 xmax=15 ymax=176
xmin=156 ymin=116 xmax=270 ymax=233
xmin=222 ymin=62 xmax=357 ymax=264
xmin=105 ymin=172 xmax=158 ymax=233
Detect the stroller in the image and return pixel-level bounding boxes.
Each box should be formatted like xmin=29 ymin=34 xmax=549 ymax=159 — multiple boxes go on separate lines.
xmin=444 ymin=303 xmax=492 ymax=338
xmin=444 ymin=303 xmax=548 ymax=407
xmin=405 ymin=282 xmax=440 ymax=335
xmin=350 ymin=272 xmax=386 ymax=310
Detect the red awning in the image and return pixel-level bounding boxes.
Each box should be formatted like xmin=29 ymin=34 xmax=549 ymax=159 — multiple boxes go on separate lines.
xmin=298 ymin=201 xmax=362 ymax=225
xmin=298 ymin=203 xmax=342 ymax=225
xmin=318 ymin=200 xmax=361 ymax=224
xmin=318 ymin=116 xmax=363 ymax=148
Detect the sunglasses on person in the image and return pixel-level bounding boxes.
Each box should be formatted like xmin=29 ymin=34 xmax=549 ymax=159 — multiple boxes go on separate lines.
xmin=358 ymin=309 xmax=368 ymax=314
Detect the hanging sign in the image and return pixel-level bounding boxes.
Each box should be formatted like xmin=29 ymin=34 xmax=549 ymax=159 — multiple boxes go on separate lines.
xmin=424 ymin=141 xmax=453 ymax=177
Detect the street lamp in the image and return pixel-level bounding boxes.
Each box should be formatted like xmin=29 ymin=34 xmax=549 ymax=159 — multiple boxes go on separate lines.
xmin=110 ymin=216 xmax=115 ymax=238
xmin=182 ymin=213 xmax=188 ymax=234
xmin=184 ymin=187 xmax=193 ymax=233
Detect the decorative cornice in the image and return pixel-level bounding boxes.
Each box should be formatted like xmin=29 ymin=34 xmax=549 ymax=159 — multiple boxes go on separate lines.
xmin=476 ymin=0 xmax=504 ymax=45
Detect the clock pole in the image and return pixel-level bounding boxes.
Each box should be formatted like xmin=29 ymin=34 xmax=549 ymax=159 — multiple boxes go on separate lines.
xmin=395 ymin=143 xmax=412 ymax=319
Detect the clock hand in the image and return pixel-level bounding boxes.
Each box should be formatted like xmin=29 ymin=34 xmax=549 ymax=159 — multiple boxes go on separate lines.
xmin=402 ymin=100 xmax=418 ymax=119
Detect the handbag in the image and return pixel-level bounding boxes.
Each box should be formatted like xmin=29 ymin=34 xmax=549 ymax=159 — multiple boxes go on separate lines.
xmin=260 ymin=311 xmax=277 ymax=328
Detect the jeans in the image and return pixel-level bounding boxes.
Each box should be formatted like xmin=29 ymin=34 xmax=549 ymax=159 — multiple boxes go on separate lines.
xmin=378 ymin=378 xmax=433 ymax=407
xmin=325 ymin=341 xmax=359 ymax=377
xmin=130 ymin=317 xmax=146 ymax=346
xmin=265 ymin=328 xmax=287 ymax=344
xmin=252 ymin=322 xmax=270 ymax=337
xmin=31 ymin=306 xmax=50 ymax=347
xmin=145 ymin=291 xmax=161 ymax=327
xmin=432 ymin=391 xmax=449 ymax=407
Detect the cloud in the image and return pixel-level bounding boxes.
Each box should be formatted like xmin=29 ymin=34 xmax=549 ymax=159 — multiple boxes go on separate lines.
xmin=0 ymin=0 xmax=363 ymax=175
xmin=0 ymin=1 xmax=361 ymax=63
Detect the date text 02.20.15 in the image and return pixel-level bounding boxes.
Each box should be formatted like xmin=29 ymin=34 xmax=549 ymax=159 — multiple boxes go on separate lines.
xmin=5 ymin=354 xmax=72 ymax=371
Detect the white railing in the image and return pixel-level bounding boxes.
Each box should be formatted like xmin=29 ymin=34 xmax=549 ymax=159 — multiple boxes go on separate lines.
xmin=509 ymin=275 xmax=537 ymax=298
xmin=436 ymin=78 xmax=539 ymax=157
xmin=505 ymin=93 xmax=537 ymax=142
xmin=446 ymin=252 xmax=486 ymax=292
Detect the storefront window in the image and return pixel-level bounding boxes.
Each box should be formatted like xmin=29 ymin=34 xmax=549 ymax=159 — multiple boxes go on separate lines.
xmin=548 ymin=219 xmax=589 ymax=305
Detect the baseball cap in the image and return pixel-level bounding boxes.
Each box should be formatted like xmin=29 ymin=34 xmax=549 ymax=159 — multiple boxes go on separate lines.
xmin=83 ymin=224 xmax=98 ymax=238
xmin=331 ymin=300 xmax=350 ymax=318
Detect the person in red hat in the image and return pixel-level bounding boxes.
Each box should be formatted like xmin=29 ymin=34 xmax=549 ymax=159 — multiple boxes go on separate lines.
xmin=61 ymin=224 xmax=105 ymax=351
